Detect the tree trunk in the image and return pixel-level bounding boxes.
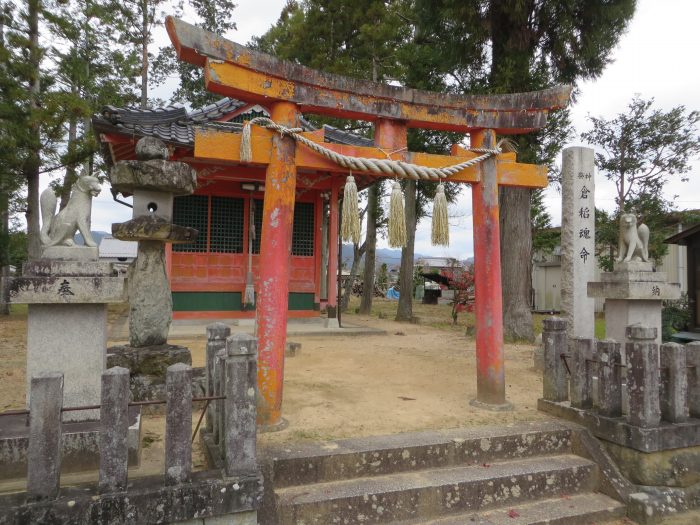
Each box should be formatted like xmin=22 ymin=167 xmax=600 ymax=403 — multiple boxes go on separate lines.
xmin=341 ymin=242 xmax=364 ymax=312
xmin=499 ymin=186 xmax=534 ymax=341
xmin=25 ymin=0 xmax=42 ymax=259
xmin=60 ymin=107 xmax=79 ymax=210
xmin=359 ymin=182 xmax=378 ymax=314
xmin=488 ymin=2 xmax=535 ymax=343
xmin=395 ymin=179 xmax=417 ymax=321
xmin=0 ymin=5 xmax=9 ymax=315
xmin=140 ymin=0 xmax=148 ymax=109
xmin=0 ymin=174 xmax=9 ymax=315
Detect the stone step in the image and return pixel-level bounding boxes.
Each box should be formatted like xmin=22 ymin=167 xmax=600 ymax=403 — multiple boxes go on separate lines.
xmin=275 ymin=454 xmax=598 ymax=525
xmin=265 ymin=421 xmax=574 ymax=488
xmin=399 ymin=492 xmax=626 ymax=525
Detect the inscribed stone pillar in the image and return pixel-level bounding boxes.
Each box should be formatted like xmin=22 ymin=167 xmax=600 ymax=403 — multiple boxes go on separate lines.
xmin=561 ymin=147 xmax=596 ymax=340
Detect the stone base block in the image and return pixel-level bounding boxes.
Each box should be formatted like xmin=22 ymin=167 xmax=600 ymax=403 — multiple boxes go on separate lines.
xmin=324 ymin=317 xmax=340 ymax=329
xmin=107 ymin=344 xmax=198 ymax=406
xmin=538 ymin=398 xmax=700 ymax=453
xmin=604 ymin=440 xmax=700 ymax=487
xmin=9 ymin=276 xmax=126 ymax=304
xmin=0 ymin=407 xmax=141 ymax=480
xmin=24 ymin=259 xmax=116 ymax=277
xmin=614 ymin=260 xmax=654 ymax=272
xmin=175 ymin=510 xmax=258 ymax=525
xmin=41 ymin=245 xmax=98 ymax=260
xmin=27 ymin=304 xmax=108 ymax=421
xmin=606 ymin=299 xmax=663 ymax=347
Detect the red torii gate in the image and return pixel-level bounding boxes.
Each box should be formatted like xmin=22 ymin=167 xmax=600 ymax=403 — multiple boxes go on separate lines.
xmin=167 ymin=17 xmax=571 ymax=427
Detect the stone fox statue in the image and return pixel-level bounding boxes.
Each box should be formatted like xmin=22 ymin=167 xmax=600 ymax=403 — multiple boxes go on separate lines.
xmin=40 ymin=175 xmax=102 ymax=247
xmin=617 ymin=213 xmax=650 ymax=263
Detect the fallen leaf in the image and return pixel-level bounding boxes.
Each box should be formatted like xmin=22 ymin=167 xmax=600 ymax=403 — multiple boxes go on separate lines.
xmin=507 ymin=509 xmax=520 ymax=518
xmin=398 ymin=396 xmax=416 ymax=401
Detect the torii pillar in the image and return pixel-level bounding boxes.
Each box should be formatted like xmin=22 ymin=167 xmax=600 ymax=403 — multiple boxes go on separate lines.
xmin=255 ymin=102 xmax=299 ymax=428
xmin=167 ymin=16 xmax=571 ymax=426
xmin=470 ymin=130 xmax=507 ymax=407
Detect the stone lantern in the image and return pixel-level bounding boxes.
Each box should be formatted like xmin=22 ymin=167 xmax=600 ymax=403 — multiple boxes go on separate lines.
xmin=107 ymin=137 xmax=199 ymax=400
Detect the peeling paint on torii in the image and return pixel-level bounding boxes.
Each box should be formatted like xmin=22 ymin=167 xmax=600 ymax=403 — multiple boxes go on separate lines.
xmin=167 ymin=16 xmax=571 ymax=425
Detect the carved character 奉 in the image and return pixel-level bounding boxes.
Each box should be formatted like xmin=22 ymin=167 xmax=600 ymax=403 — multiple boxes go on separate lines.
xmin=617 ymin=213 xmax=650 ymax=263
xmin=40 ymin=174 xmax=102 ymax=247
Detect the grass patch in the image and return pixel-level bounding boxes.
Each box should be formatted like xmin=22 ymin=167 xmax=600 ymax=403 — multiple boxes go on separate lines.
xmin=348 ymin=296 xmax=606 ymax=340
xmin=347 ymin=295 xmax=475 ymax=335
xmin=9 ymin=304 xmax=28 ymax=316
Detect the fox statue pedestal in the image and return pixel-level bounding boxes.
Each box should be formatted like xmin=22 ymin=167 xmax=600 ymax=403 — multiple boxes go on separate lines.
xmin=589 ymin=261 xmax=680 ymax=347
xmin=589 ymin=214 xmax=680 ymax=348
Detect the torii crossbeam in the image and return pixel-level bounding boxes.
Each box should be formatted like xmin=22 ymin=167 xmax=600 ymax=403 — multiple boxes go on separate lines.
xmin=167 ymin=17 xmax=571 ymax=426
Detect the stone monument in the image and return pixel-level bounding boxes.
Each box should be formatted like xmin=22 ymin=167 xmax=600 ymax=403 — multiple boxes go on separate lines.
xmin=106 ymin=137 xmax=200 ymax=401
xmin=561 ymin=146 xmax=596 ymax=341
xmin=2 ymin=173 xmax=141 ymax=479
xmin=588 ymin=213 xmax=681 ymax=347
xmin=9 ymin=173 xmax=126 ymax=420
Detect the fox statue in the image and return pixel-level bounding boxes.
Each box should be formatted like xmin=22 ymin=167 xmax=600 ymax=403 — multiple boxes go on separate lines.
xmin=40 ymin=173 xmax=102 ymax=248
xmin=616 ymin=213 xmax=650 ymax=263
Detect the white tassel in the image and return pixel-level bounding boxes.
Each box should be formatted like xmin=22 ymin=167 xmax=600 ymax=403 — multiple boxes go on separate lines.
xmin=431 ymin=183 xmax=449 ymax=246
xmin=388 ymin=181 xmax=406 ymax=248
xmin=240 ymin=121 xmax=253 ymax=163
xmin=341 ymin=175 xmax=360 ymax=244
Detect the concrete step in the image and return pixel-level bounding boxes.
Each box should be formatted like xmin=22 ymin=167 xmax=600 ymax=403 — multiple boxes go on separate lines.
xmin=275 ymin=454 xmax=598 ymax=525
xmin=401 ymin=492 xmax=626 ymax=524
xmin=265 ymin=421 xmax=574 ymax=488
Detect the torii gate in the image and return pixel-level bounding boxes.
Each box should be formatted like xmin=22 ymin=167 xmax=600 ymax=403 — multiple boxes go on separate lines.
xmin=167 ymin=17 xmax=571 ymax=427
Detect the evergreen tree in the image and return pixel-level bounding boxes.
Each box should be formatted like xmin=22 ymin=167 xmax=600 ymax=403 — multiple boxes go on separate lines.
xmin=116 ymin=0 xmax=173 ymax=108
xmin=255 ymin=0 xmax=410 ymax=314
xmin=582 ymin=96 xmax=700 ymax=209
xmin=151 ymin=0 xmax=237 ymax=108
xmin=583 ymin=96 xmax=700 ymax=268
xmin=1 ymin=0 xmax=67 ymax=257
xmin=46 ymin=0 xmax=139 ymax=205
xmin=410 ymin=0 xmax=636 ymax=340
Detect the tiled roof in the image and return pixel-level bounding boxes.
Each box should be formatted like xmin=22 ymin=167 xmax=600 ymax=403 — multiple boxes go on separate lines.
xmin=94 ymin=98 xmax=247 ymax=147
xmin=93 ymin=98 xmax=373 ymax=150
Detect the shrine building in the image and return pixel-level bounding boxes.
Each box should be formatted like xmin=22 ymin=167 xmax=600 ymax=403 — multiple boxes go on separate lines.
xmin=93 ymin=99 xmax=372 ymax=319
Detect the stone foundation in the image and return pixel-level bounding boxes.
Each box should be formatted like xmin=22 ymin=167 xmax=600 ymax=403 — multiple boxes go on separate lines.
xmin=0 ymin=407 xmax=141 ymax=480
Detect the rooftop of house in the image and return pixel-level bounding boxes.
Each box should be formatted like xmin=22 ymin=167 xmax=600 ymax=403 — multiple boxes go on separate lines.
xmin=99 ymin=235 xmax=138 ymax=259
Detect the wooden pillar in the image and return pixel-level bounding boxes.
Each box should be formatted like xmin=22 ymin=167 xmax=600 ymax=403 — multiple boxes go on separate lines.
xmin=256 ymin=101 xmax=299 ymax=428
xmin=327 ymin=178 xmax=339 ymax=309
xmin=470 ymin=129 xmax=508 ymax=408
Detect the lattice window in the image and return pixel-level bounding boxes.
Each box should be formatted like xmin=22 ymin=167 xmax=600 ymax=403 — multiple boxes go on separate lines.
xmin=252 ymin=198 xmax=263 ymax=254
xmin=210 ymin=196 xmax=244 ymax=253
xmin=292 ymin=202 xmax=315 ymax=256
xmin=173 ymin=195 xmax=208 ymax=253
xmin=229 ymin=110 xmax=267 ymax=124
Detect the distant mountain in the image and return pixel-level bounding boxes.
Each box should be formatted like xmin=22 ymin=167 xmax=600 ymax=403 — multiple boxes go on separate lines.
xmin=74 ymin=231 xmax=110 ymax=246
xmin=340 ymin=244 xmax=428 ymax=268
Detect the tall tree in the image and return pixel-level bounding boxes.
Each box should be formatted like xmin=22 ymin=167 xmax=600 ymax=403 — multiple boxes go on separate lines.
xmin=410 ymin=0 xmax=636 ymax=340
xmin=583 ymin=96 xmax=700 ymax=268
xmin=116 ymin=0 xmax=172 ymax=108
xmin=582 ymin=96 xmax=700 ymax=210
xmin=4 ymin=0 xmax=65 ymax=257
xmin=255 ymin=0 xmax=410 ymax=314
xmin=151 ymin=0 xmax=237 ymax=108
xmin=47 ymin=0 xmax=139 ymax=205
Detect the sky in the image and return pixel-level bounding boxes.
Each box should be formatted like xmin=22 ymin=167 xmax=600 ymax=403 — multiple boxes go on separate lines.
xmin=58 ymin=0 xmax=700 ymax=259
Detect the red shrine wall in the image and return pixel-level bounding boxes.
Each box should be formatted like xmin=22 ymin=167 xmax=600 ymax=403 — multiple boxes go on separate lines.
xmin=168 ymin=180 xmax=323 ymax=319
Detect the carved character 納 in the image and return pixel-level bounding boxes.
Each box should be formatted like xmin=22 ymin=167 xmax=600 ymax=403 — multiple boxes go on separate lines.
xmin=617 ymin=213 xmax=650 ymax=263
xmin=40 ymin=174 xmax=102 ymax=247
